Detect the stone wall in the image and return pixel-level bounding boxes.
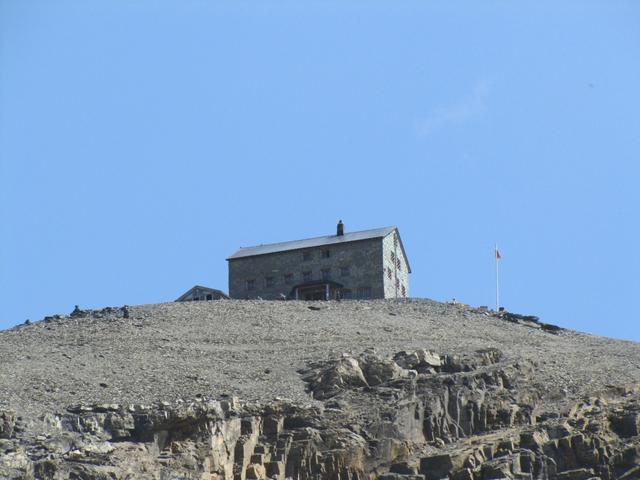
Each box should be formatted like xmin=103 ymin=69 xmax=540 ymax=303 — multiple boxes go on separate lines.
xmin=228 ymin=238 xmax=386 ymax=299
xmin=382 ymin=232 xmax=410 ymax=298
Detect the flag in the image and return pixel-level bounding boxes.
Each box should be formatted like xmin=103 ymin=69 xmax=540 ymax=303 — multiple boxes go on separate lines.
xmin=495 ymin=248 xmax=502 ymax=260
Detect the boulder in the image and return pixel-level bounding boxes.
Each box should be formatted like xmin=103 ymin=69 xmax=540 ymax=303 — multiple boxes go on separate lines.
xmin=519 ymin=430 xmax=549 ymax=451
xmin=393 ymin=349 xmax=442 ymax=373
xmin=246 ymin=463 xmax=267 ymax=479
xmin=358 ymin=353 xmax=403 ymax=386
xmin=609 ymin=411 xmax=640 ymax=438
xmin=394 ymin=351 xmax=421 ymax=370
xmin=0 ymin=410 xmax=15 ymax=439
xmin=417 ymin=350 xmax=442 ymax=368
xmin=450 ymin=468 xmax=474 ymax=480
xmin=390 ymin=461 xmax=419 ymax=474
xmin=420 ymin=454 xmax=454 ymax=480
xmin=480 ymin=457 xmax=516 ymax=479
xmin=308 ymin=356 xmax=369 ymax=399
xmin=556 ymin=468 xmax=596 ymax=480
xmin=379 ymin=475 xmax=425 ymax=480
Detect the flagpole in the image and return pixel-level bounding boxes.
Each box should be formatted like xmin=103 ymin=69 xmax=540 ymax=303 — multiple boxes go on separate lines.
xmin=495 ymin=244 xmax=500 ymax=312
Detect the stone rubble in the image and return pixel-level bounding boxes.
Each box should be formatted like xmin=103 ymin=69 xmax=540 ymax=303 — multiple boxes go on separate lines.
xmin=1 ymin=348 xmax=639 ymax=479
xmin=1 ymin=299 xmax=640 ymax=479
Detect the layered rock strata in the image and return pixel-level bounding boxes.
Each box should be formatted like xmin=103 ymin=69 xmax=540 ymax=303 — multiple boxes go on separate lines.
xmin=2 ymin=347 xmax=639 ymax=479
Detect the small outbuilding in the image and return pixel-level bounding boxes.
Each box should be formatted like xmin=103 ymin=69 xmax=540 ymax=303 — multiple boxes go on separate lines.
xmin=175 ymin=286 xmax=229 ymax=302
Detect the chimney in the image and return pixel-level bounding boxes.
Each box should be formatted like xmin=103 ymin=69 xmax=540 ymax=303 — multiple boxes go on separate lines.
xmin=337 ymin=220 xmax=344 ymax=236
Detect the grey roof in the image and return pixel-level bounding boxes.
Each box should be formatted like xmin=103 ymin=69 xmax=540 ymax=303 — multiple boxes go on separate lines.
xmin=227 ymin=226 xmax=397 ymax=260
xmin=175 ymin=285 xmax=229 ymax=302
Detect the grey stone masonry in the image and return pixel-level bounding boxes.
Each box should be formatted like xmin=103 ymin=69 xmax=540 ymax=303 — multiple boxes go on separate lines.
xmin=382 ymin=232 xmax=410 ymax=299
xmin=227 ymin=223 xmax=410 ymax=300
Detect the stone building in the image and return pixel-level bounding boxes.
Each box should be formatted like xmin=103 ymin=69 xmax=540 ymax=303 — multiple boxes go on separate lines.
xmin=226 ymin=221 xmax=410 ymax=300
xmin=175 ymin=285 xmax=229 ymax=302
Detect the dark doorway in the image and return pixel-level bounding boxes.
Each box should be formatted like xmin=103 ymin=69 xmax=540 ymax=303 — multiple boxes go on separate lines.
xmin=290 ymin=280 xmax=344 ymax=301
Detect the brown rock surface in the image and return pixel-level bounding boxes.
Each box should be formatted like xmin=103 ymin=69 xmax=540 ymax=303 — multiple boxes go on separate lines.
xmin=1 ymin=299 xmax=639 ymax=479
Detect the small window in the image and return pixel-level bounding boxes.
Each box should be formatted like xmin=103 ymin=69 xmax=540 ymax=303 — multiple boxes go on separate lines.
xmin=396 ymin=258 xmax=401 ymax=270
xmin=303 ymin=251 xmax=312 ymax=262
xmin=395 ymin=278 xmax=400 ymax=288
xmin=193 ymin=296 xmax=200 ymax=301
xmin=342 ymin=289 xmax=353 ymax=299
xmin=284 ymin=273 xmax=293 ymax=285
xmin=206 ymin=294 xmax=213 ymax=301
xmin=340 ymin=266 xmax=350 ymax=277
xmin=321 ymin=268 xmax=330 ymax=280
xmin=401 ymin=285 xmax=406 ymax=297
xmin=303 ymin=271 xmax=312 ymax=282
xmin=386 ymin=268 xmax=392 ymax=280
xmin=246 ymin=279 xmax=256 ymax=291
xmin=265 ymin=276 xmax=275 ymax=288
xmin=357 ymin=287 xmax=372 ymax=299
xmin=390 ymin=251 xmax=395 ymax=262
xmin=321 ymin=249 xmax=331 ymax=259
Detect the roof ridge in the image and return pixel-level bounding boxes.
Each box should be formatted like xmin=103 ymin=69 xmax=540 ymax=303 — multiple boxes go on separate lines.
xmin=227 ymin=226 xmax=397 ymax=260
xmin=235 ymin=226 xmax=396 ymax=251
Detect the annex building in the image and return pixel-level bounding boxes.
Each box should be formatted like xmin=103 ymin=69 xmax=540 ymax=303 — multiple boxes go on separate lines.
xmin=175 ymin=285 xmax=229 ymax=302
xmin=226 ymin=221 xmax=410 ymax=300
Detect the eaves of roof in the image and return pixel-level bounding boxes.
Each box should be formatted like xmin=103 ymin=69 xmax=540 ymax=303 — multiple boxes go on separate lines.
xmin=226 ymin=226 xmax=397 ymax=261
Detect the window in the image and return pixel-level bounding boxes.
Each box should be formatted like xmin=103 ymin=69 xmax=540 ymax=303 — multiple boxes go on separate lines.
xmin=303 ymin=251 xmax=312 ymax=262
xmin=321 ymin=268 xmax=330 ymax=280
xmin=387 ymin=268 xmax=392 ymax=280
xmin=390 ymin=252 xmax=395 ymax=262
xmin=284 ymin=273 xmax=293 ymax=285
xmin=321 ymin=249 xmax=331 ymax=259
xmin=303 ymin=271 xmax=312 ymax=282
xmin=342 ymin=289 xmax=353 ymax=299
xmin=357 ymin=287 xmax=372 ymax=299
xmin=396 ymin=258 xmax=401 ymax=270
xmin=340 ymin=266 xmax=350 ymax=277
xmin=401 ymin=285 xmax=406 ymax=297
xmin=395 ymin=278 xmax=400 ymax=289
xmin=265 ymin=276 xmax=275 ymax=288
xmin=246 ymin=279 xmax=256 ymax=291
xmin=206 ymin=294 xmax=213 ymax=301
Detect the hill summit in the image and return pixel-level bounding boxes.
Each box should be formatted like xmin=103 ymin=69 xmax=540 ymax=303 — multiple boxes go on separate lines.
xmin=1 ymin=299 xmax=639 ymax=479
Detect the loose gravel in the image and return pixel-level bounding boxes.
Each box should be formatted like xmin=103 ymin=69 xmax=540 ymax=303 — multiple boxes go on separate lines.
xmin=1 ymin=299 xmax=639 ymax=419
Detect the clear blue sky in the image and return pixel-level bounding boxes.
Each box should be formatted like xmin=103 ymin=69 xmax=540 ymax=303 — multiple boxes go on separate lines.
xmin=1 ymin=1 xmax=639 ymax=341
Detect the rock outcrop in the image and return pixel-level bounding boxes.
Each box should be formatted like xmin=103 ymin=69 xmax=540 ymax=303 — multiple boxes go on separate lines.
xmin=1 ymin=299 xmax=640 ymax=479
xmin=2 ymin=347 xmax=640 ymax=479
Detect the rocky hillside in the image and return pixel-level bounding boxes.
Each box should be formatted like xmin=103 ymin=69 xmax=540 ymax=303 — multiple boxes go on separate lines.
xmin=1 ymin=299 xmax=639 ymax=479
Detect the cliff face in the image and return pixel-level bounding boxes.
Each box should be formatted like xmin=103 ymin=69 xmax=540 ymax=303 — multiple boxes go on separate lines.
xmin=1 ymin=300 xmax=639 ymax=479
